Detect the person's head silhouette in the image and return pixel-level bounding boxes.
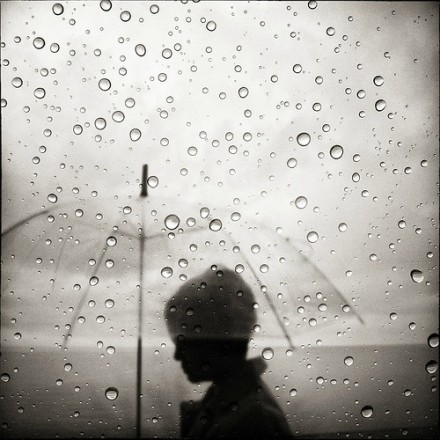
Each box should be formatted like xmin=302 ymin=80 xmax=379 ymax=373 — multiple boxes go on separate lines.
xmin=164 ymin=266 xmax=292 ymax=438
xmin=165 ymin=266 xmax=257 ymax=383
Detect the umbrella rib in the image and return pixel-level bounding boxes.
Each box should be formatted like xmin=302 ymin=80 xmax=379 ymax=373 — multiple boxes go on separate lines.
xmin=226 ymin=234 xmax=296 ymax=351
xmin=62 ymin=244 xmax=109 ymax=348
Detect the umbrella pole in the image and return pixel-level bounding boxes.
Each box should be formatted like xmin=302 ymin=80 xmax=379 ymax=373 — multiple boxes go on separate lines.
xmin=137 ymin=165 xmax=148 ymax=438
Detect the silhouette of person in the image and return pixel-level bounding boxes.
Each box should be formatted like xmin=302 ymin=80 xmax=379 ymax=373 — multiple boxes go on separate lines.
xmin=165 ymin=267 xmax=292 ymax=438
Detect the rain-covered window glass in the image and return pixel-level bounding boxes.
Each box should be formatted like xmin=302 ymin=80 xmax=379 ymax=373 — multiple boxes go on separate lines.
xmin=1 ymin=1 xmax=439 ymax=439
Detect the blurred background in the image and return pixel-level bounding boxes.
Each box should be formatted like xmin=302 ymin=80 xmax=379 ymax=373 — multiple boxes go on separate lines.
xmin=1 ymin=1 xmax=438 ymax=438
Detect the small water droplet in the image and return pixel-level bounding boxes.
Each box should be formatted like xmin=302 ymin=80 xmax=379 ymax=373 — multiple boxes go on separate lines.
xmin=375 ymin=99 xmax=386 ymax=112
xmin=106 ymin=346 xmax=116 ymax=355
xmin=361 ymin=406 xmax=373 ymax=418
xmin=262 ymin=347 xmax=274 ymax=360
xmin=75 ymin=209 xmax=83 ymax=217
xmin=425 ymin=360 xmax=438 ymax=374
xmin=206 ymin=20 xmax=217 ymax=31
xmin=289 ymin=388 xmax=297 ymax=396
xmin=165 ymin=214 xmax=180 ymax=230
xmin=120 ymin=10 xmax=131 ymax=22
xmin=112 ymin=111 xmax=125 ymax=123
xmin=307 ymin=231 xmax=319 ymax=243
xmin=52 ymin=3 xmax=64 ymax=15
xmin=251 ymin=244 xmax=261 ymax=254
xmin=326 ymin=27 xmax=335 ymax=36
xmin=98 ymin=78 xmax=111 ymax=91
xmin=295 ymin=196 xmax=308 ymax=209
xmin=238 ymin=87 xmax=249 ymax=98
xmin=134 ymin=44 xmax=146 ymax=57
xmin=293 ymin=64 xmax=302 ymax=74
xmin=410 ymin=270 xmax=424 ymax=283
xmin=161 ymin=267 xmax=173 ymax=278
xmin=373 ymin=75 xmax=384 ymax=86
xmin=34 ymin=88 xmax=46 ymax=99
xmin=89 ymin=276 xmax=99 ymax=286
xmin=330 ymin=145 xmax=344 ymax=159
xmin=106 ymin=236 xmax=117 ymax=247
xmin=287 ymin=158 xmax=298 ymax=169
xmin=100 ymin=0 xmax=112 ymax=11
xmin=209 ymin=219 xmax=222 ymax=232
xmin=33 ymin=37 xmax=45 ymax=49
xmin=105 ymin=387 xmax=119 ymax=400
xmin=123 ymin=206 xmax=132 ymax=214
xmin=428 ymin=333 xmax=439 ymax=348
xmin=344 ymin=356 xmax=354 ymax=366
xmin=130 ymin=128 xmax=142 ymax=142
xmin=105 ymin=259 xmax=114 ymax=268
xmin=12 ymin=77 xmax=23 ymax=88
xmin=96 ymin=315 xmax=105 ymax=324
xmin=1 ymin=373 xmax=10 ymax=382
xmin=297 ymin=132 xmax=311 ymax=146
xmin=259 ymin=264 xmax=269 ymax=273
xmin=47 ymin=193 xmax=58 ymax=203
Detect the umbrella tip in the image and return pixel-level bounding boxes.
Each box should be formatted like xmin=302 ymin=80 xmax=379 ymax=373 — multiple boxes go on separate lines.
xmin=140 ymin=164 xmax=148 ymax=198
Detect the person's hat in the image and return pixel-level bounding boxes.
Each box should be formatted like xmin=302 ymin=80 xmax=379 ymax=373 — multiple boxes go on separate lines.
xmin=165 ymin=266 xmax=257 ymax=341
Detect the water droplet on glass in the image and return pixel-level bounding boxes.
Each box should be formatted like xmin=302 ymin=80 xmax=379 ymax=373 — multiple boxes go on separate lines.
xmin=326 ymin=27 xmax=335 ymax=36
xmin=130 ymin=128 xmax=142 ymax=142
xmin=120 ymin=11 xmax=131 ymax=22
xmin=105 ymin=259 xmax=114 ymax=268
xmin=297 ymin=132 xmax=311 ymax=146
xmin=425 ymin=360 xmax=438 ymax=374
xmin=373 ymin=76 xmax=384 ymax=86
xmin=410 ymin=270 xmax=424 ymax=283
xmin=209 ymin=219 xmax=222 ymax=232
xmin=293 ymin=64 xmax=302 ymax=74
xmin=100 ymin=0 xmax=112 ymax=12
xmin=73 ymin=124 xmax=83 ymax=135
xmin=112 ymin=111 xmax=125 ymax=123
xmin=64 ymin=363 xmax=72 ymax=372
xmin=33 ymin=37 xmax=45 ymax=49
xmin=106 ymin=236 xmax=117 ymax=247
xmin=231 ymin=212 xmax=241 ymax=221
xmin=98 ymin=78 xmax=111 ymax=91
xmin=105 ymin=387 xmax=119 ymax=400
xmin=361 ymin=406 xmax=373 ymax=418
xmin=428 ymin=333 xmax=439 ymax=348
xmin=178 ymin=259 xmax=188 ymax=268
xmin=206 ymin=20 xmax=217 ymax=31
xmin=200 ymin=207 xmax=210 ymax=218
xmin=14 ymin=333 xmax=22 ymax=340
xmin=34 ymin=88 xmax=46 ymax=99
xmin=308 ymin=1 xmax=317 ymax=9
xmin=161 ymin=267 xmax=173 ymax=278
xmin=375 ymin=99 xmax=386 ymax=111
xmin=262 ymin=347 xmax=274 ymax=360
xmin=52 ymin=3 xmax=64 ymax=15
xmin=287 ymin=158 xmax=297 ymax=168
xmin=338 ymin=223 xmax=347 ymax=232
xmin=251 ymin=244 xmax=261 ymax=254
xmin=47 ymin=193 xmax=58 ymax=203
xmin=135 ymin=44 xmax=146 ymax=57
xmin=147 ymin=176 xmax=158 ymax=188
xmin=238 ymin=87 xmax=249 ymax=98
xmin=165 ymin=214 xmax=180 ymax=230
xmin=12 ymin=77 xmax=23 ymax=88
xmin=398 ymin=220 xmax=406 ymax=229
xmin=289 ymin=388 xmax=297 ymax=396
xmin=259 ymin=264 xmax=269 ymax=273
xmin=307 ymin=231 xmax=319 ymax=243
xmin=107 ymin=346 xmax=116 ymax=355
xmin=234 ymin=264 xmax=245 ymax=274
xmin=1 ymin=373 xmax=10 ymax=382
xmin=295 ymin=196 xmax=308 ymax=209
xmin=96 ymin=315 xmax=105 ymax=324
xmin=330 ymin=145 xmax=344 ymax=159
xmin=89 ymin=276 xmax=99 ymax=286
xmin=344 ymin=356 xmax=354 ymax=366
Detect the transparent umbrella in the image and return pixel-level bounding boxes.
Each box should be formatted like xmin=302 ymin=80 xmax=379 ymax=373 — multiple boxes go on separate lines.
xmin=1 ymin=166 xmax=362 ymax=438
